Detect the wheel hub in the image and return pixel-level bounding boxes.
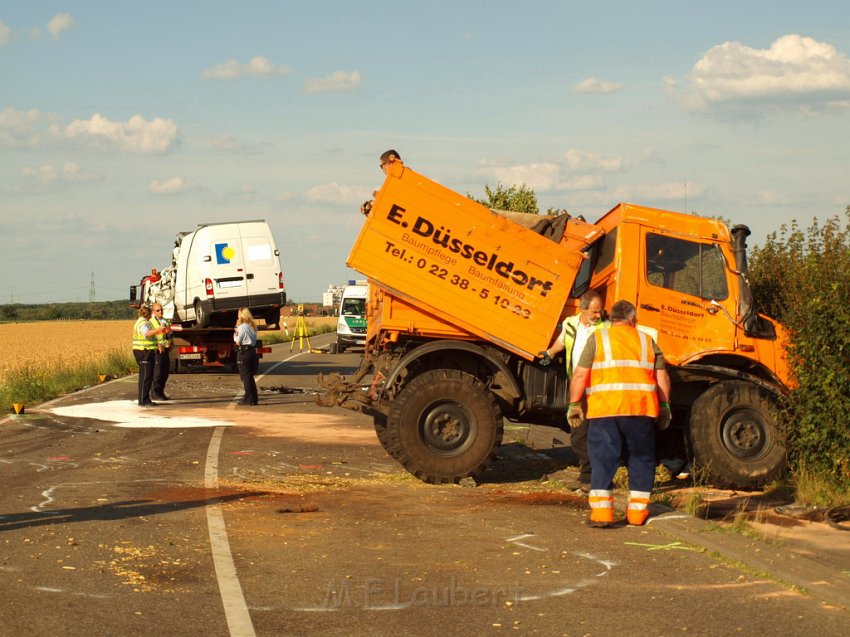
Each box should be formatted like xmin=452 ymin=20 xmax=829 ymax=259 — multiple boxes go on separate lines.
xmin=421 ymin=402 xmax=475 ymax=456
xmin=722 ymin=409 xmax=767 ymax=459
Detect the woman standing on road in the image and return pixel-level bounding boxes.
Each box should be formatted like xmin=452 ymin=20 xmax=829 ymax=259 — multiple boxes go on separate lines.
xmin=234 ymin=308 xmax=259 ymax=405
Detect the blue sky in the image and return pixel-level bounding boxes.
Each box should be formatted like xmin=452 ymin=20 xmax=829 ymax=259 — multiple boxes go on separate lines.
xmin=1 ymin=2 xmax=848 ymax=304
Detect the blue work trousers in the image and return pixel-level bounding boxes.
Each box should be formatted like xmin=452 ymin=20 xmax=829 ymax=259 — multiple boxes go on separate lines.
xmin=588 ymin=416 xmax=656 ymax=493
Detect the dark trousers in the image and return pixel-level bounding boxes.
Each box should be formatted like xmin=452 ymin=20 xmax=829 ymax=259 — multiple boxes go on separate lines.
xmin=588 ymin=416 xmax=656 ymax=492
xmin=152 ymin=349 xmax=170 ymax=398
xmin=133 ymin=349 xmax=156 ymax=405
xmin=237 ymin=348 xmax=259 ymax=404
xmin=570 ymin=419 xmax=591 ymax=482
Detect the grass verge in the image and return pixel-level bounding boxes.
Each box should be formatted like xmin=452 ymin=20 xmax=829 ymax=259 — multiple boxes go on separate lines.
xmin=0 ymin=348 xmax=135 ymax=413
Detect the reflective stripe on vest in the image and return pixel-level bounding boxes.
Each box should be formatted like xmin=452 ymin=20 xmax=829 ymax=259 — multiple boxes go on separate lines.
xmin=133 ymin=317 xmax=157 ymax=351
xmin=586 ymin=326 xmax=659 ymax=418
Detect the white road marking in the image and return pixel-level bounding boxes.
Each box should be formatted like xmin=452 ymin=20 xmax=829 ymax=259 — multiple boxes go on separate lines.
xmin=205 ymin=427 xmax=256 ymax=637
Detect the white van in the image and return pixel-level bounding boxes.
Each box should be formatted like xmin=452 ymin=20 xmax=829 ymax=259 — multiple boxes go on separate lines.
xmin=144 ymin=220 xmax=286 ymax=328
xmin=335 ymin=282 xmax=368 ymax=352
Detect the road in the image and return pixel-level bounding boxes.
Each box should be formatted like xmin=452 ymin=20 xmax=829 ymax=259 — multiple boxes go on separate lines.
xmin=1 ymin=332 xmax=847 ymax=636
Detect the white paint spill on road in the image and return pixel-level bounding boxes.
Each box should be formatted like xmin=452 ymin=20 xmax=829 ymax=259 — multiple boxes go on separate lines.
xmin=47 ymin=400 xmax=234 ymax=429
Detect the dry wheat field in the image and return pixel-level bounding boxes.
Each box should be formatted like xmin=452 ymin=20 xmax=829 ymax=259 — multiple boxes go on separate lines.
xmin=0 ymin=321 xmax=134 ymax=379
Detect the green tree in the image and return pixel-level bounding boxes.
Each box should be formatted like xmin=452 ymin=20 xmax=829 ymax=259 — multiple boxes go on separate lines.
xmin=469 ymin=182 xmax=539 ymax=214
xmin=749 ymin=207 xmax=850 ymax=490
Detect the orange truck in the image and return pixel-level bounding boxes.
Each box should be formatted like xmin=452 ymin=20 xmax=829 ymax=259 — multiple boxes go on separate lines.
xmin=318 ymin=161 xmax=790 ymax=489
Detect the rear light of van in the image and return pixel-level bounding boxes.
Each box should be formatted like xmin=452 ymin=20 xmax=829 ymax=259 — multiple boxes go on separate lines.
xmin=205 ymin=278 xmax=214 ymax=296
xmin=278 ymin=272 xmax=284 ymax=289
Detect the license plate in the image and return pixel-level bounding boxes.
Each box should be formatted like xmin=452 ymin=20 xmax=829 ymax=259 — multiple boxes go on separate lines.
xmin=180 ymin=353 xmax=202 ymax=360
xmin=218 ymin=280 xmax=243 ymax=288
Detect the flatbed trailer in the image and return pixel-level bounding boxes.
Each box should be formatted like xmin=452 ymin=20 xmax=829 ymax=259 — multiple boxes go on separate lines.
xmin=170 ymin=326 xmax=271 ymax=372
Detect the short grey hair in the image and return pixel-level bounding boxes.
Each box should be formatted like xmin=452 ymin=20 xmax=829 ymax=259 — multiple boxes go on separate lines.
xmin=609 ymin=299 xmax=637 ymax=323
xmin=578 ymin=289 xmax=602 ymax=310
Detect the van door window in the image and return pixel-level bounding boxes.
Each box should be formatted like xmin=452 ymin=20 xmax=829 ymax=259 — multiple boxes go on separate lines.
xmin=646 ymin=233 xmax=728 ymax=300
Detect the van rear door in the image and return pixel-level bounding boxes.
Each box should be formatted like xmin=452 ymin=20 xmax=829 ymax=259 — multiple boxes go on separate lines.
xmin=208 ymin=229 xmax=248 ymax=308
xmin=239 ymin=222 xmax=281 ymax=305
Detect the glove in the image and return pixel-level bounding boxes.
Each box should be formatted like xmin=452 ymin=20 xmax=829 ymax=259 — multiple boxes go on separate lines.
xmin=538 ymin=350 xmax=552 ymax=366
xmin=657 ymin=403 xmax=672 ymax=430
xmin=567 ymin=402 xmax=584 ymax=429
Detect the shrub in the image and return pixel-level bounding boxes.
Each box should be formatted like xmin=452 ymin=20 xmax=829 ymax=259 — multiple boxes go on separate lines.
xmin=749 ymin=207 xmax=850 ymax=491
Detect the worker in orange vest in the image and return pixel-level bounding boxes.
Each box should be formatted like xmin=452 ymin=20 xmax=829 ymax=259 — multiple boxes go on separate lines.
xmin=567 ymin=299 xmax=672 ymax=527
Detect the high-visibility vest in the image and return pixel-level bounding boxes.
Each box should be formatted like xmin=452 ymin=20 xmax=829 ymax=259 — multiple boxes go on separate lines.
xmin=149 ymin=315 xmax=172 ymax=348
xmin=132 ymin=317 xmax=158 ymax=351
xmin=561 ymin=314 xmax=610 ymax=378
xmin=585 ymin=325 xmax=659 ymax=418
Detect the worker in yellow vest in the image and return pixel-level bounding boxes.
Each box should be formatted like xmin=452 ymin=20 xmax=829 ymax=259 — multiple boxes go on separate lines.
xmin=567 ymin=299 xmax=672 ymax=527
xmin=132 ymin=306 xmax=167 ymax=407
xmin=149 ymin=303 xmax=173 ymax=401
xmin=539 ymin=289 xmax=610 ymax=492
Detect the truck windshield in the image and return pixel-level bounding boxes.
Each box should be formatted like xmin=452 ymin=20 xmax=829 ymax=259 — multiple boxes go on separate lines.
xmin=646 ymin=233 xmax=729 ymax=301
xmin=571 ymin=229 xmax=617 ymax=297
xmin=341 ymin=299 xmax=365 ymax=316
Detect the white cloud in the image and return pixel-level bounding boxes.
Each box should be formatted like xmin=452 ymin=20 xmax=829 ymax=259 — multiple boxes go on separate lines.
xmin=305 ymin=71 xmax=361 ymax=94
xmin=0 ymin=108 xmax=179 ymax=153
xmin=202 ymin=56 xmax=294 ymax=79
xmin=613 ymin=181 xmax=704 ymax=202
xmin=47 ymin=14 xmax=75 ymax=40
xmin=20 ymin=162 xmax=102 ymax=184
xmin=476 ymin=161 xmax=605 ymax=192
xmin=0 ymin=21 xmax=11 ymax=46
xmin=306 ymin=182 xmax=370 ymax=205
xmin=574 ymin=77 xmax=623 ymax=94
xmin=680 ymin=34 xmax=850 ymax=113
xmin=564 ymin=148 xmax=626 ymax=172
xmin=62 ymin=113 xmax=179 ymax=153
xmin=150 ymin=177 xmax=200 ymax=195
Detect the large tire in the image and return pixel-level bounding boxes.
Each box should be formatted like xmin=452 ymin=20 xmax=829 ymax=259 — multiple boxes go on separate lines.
xmin=373 ymin=415 xmax=397 ymax=458
xmin=194 ymin=300 xmax=210 ymax=328
xmin=385 ymin=369 xmax=503 ymax=484
xmin=689 ymin=381 xmax=786 ymax=489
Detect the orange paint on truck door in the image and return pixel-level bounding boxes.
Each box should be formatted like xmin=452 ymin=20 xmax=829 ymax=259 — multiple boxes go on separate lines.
xmin=348 ymin=163 xmax=601 ymax=360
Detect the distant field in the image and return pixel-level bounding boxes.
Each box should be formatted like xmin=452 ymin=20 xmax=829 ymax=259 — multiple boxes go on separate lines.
xmin=0 ymin=317 xmax=337 ymax=379
xmin=0 ymin=320 xmax=135 ymax=379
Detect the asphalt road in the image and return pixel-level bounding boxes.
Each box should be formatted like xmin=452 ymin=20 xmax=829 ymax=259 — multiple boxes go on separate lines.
xmin=1 ymin=332 xmax=847 ymax=636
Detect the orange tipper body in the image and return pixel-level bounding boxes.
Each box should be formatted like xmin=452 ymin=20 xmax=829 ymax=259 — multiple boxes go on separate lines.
xmin=347 ymin=162 xmax=602 ymax=360
xmin=587 ymin=203 xmax=790 ymax=389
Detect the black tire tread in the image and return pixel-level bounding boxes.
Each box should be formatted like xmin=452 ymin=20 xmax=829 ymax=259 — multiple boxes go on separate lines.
xmin=383 ymin=369 xmax=503 ymax=484
xmin=689 ymin=380 xmax=785 ymax=489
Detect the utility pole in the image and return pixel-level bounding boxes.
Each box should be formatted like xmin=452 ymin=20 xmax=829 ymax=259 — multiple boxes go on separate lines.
xmin=89 ymin=268 xmax=96 ymax=302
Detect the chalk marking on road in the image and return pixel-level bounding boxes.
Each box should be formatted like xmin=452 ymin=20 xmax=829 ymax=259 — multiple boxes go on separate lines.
xmin=624 ymin=541 xmax=698 ymax=552
xmin=646 ymin=514 xmax=690 ymax=524
xmin=205 ymin=426 xmax=257 ymax=637
xmin=33 ymin=585 xmax=111 ymax=599
xmin=31 ymin=487 xmax=57 ymax=512
xmin=506 ymin=533 xmax=548 ymax=552
xmin=29 ymin=462 xmax=50 ymax=472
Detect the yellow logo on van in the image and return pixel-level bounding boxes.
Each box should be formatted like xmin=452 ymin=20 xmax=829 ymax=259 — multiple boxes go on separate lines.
xmin=215 ymin=243 xmax=236 ymax=264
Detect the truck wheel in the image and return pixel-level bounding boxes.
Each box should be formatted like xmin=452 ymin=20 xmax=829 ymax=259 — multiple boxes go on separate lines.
xmin=689 ymin=381 xmax=786 ymax=489
xmin=385 ymin=369 xmax=503 ymax=484
xmin=373 ymin=415 xmax=399 ymax=458
xmin=194 ymin=300 xmax=210 ymax=328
